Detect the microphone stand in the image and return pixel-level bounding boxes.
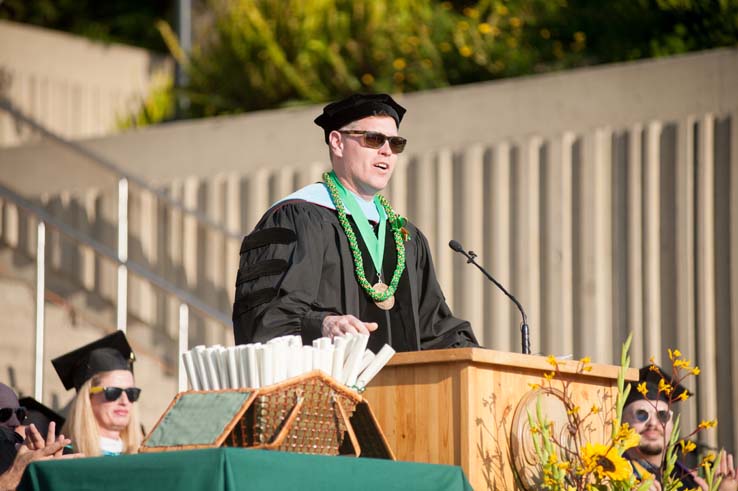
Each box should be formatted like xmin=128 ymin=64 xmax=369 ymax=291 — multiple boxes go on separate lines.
xmin=451 ymin=244 xmax=531 ymax=355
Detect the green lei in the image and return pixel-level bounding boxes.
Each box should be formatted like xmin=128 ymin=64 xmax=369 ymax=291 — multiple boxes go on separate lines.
xmin=323 ymin=171 xmax=407 ymax=302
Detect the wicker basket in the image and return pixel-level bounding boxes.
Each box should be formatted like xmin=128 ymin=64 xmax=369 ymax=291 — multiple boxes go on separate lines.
xmin=140 ymin=371 xmax=394 ymax=459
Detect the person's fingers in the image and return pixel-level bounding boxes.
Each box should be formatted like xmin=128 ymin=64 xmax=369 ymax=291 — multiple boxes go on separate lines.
xmin=25 ymin=423 xmax=44 ymax=450
xmin=353 ymin=322 xmax=370 ymax=335
xmin=323 ymin=315 xmax=378 ymax=338
xmin=37 ymin=439 xmax=70 ymax=460
xmin=46 ymin=421 xmax=56 ymax=447
xmin=58 ymin=452 xmax=84 ymax=459
xmin=52 ymin=435 xmax=66 ymax=458
xmin=337 ymin=315 xmax=366 ymax=334
xmin=690 ymin=472 xmax=708 ymax=491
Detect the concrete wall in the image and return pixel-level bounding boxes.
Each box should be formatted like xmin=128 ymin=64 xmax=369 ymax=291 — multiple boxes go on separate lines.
xmin=0 ymin=48 xmax=736 ymax=454
xmin=0 ymin=20 xmax=172 ymax=147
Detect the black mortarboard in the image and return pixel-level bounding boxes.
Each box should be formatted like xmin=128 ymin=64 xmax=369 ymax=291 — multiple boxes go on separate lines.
xmin=18 ymin=397 xmax=65 ymax=439
xmin=625 ymin=365 xmax=691 ymax=406
xmin=314 ymin=93 xmax=406 ymax=143
xmin=51 ymin=331 xmax=135 ymax=391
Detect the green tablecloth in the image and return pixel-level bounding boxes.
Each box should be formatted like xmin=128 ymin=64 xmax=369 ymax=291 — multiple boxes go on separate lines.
xmin=18 ymin=448 xmax=472 ymax=491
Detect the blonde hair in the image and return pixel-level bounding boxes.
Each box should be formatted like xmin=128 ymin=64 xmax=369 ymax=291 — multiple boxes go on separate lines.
xmin=62 ymin=372 xmax=142 ymax=456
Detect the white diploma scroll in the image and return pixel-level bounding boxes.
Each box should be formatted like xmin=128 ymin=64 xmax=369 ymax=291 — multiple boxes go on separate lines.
xmin=343 ymin=333 xmax=369 ymax=387
xmin=356 ymin=344 xmax=396 ymax=389
xmin=192 ymin=345 xmax=211 ymax=390
xmin=182 ymin=351 xmax=201 ymax=390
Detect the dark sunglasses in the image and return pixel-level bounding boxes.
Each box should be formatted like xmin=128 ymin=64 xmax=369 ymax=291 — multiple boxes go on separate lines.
xmin=89 ymin=386 xmax=142 ymax=403
xmin=634 ymin=408 xmax=672 ymax=425
xmin=338 ymin=130 xmax=407 ymax=154
xmin=0 ymin=407 xmax=27 ymax=423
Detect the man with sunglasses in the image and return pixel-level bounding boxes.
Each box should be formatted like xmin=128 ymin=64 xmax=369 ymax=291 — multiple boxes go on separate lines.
xmin=233 ymin=93 xmax=478 ymax=354
xmin=0 ymin=383 xmax=25 ymax=474
xmin=623 ymin=365 xmax=737 ymax=491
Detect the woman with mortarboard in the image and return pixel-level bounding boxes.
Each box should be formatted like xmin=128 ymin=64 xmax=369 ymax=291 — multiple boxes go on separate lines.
xmin=51 ymin=331 xmax=143 ymax=457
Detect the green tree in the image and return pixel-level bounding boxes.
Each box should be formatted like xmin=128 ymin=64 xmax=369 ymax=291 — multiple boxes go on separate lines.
xmin=0 ymin=0 xmax=172 ymax=52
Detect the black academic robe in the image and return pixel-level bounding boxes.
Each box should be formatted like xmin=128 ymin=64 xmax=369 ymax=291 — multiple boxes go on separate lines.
xmin=232 ymin=200 xmax=478 ymax=352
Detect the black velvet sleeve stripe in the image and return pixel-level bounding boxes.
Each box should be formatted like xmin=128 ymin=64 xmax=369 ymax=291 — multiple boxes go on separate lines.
xmin=239 ymin=227 xmax=297 ymax=254
xmin=235 ymin=259 xmax=288 ymax=287
xmin=233 ymin=287 xmax=278 ymax=317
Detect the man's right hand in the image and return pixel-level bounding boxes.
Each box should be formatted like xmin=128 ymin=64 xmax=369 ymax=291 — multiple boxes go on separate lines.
xmin=322 ymin=315 xmax=378 ymax=338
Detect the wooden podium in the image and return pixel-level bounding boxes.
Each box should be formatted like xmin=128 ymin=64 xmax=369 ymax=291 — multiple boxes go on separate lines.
xmin=363 ymin=348 xmax=636 ymax=491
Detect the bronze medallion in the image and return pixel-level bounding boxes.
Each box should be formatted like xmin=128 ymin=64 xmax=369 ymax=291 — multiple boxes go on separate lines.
xmin=372 ymin=282 xmax=395 ymax=310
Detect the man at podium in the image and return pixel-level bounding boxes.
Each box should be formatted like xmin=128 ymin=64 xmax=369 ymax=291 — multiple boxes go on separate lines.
xmin=233 ymin=93 xmax=478 ymax=353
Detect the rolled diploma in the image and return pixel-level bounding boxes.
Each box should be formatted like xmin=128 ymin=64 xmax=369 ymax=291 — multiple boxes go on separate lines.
xmin=343 ymin=333 xmax=369 ymax=386
xmin=192 ymin=345 xmax=211 ymax=390
xmin=246 ymin=344 xmax=260 ymax=388
xmin=205 ymin=347 xmax=222 ymax=390
xmin=301 ymin=345 xmax=314 ymax=373
xmin=182 ymin=351 xmax=201 ymax=390
xmin=357 ymin=350 xmax=376 ymax=375
xmin=356 ymin=344 xmax=396 ymax=389
xmin=260 ymin=344 xmax=274 ymax=386
xmin=331 ymin=337 xmax=347 ymax=381
xmin=226 ymin=347 xmax=240 ymax=389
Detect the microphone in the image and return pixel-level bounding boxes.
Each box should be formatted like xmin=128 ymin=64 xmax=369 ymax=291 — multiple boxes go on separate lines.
xmin=448 ymin=240 xmax=531 ymax=355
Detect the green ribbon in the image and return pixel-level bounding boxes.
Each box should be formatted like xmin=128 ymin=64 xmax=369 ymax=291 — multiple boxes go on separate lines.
xmin=326 ymin=171 xmax=387 ymax=277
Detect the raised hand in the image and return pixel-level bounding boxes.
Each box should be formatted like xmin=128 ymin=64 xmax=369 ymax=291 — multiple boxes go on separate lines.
xmin=322 ymin=314 xmax=378 ymax=338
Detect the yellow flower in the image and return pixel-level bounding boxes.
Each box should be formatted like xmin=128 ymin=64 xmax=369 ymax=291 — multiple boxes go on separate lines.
xmin=393 ymin=58 xmax=406 ymax=70
xmin=580 ymin=356 xmax=591 ymax=364
xmin=478 ymin=23 xmax=493 ymax=34
xmin=547 ymin=355 xmax=558 ymax=368
xmin=591 ymin=405 xmax=600 ymax=414
xmin=701 ymin=453 xmax=716 ymax=469
xmin=567 ymin=405 xmax=580 ymax=416
xmin=692 ymin=366 xmax=701 ymax=376
xmin=677 ymin=391 xmax=690 ymax=401
xmin=361 ymin=73 xmax=375 ymax=86
xmin=459 ymin=45 xmax=473 ymax=57
xmin=528 ymin=382 xmax=541 ymax=390
xmin=614 ymin=423 xmax=640 ymax=451
xmin=679 ymin=440 xmax=697 ymax=454
xmin=581 ymin=443 xmax=632 ymax=481
xmin=463 ymin=7 xmax=479 ymax=18
xmin=658 ymin=378 xmax=673 ymax=395
xmin=698 ymin=420 xmax=717 ymax=430
xmin=544 ymin=371 xmax=555 ymax=381
xmin=668 ymin=348 xmax=682 ymax=360
xmin=509 ymin=17 xmax=522 ymax=28
xmin=637 ymin=382 xmax=649 ymax=396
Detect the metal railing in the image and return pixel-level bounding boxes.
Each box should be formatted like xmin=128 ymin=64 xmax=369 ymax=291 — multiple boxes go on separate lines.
xmin=0 ymin=181 xmax=231 ymax=397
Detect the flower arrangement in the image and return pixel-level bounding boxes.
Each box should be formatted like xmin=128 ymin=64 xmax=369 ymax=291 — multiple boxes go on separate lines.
xmin=527 ymin=335 xmax=731 ymax=491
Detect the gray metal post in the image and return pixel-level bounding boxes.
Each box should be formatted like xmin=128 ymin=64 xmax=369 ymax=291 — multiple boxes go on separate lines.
xmin=117 ymin=178 xmax=128 ymax=332
xmin=34 ymin=221 xmax=45 ymax=401
xmin=178 ymin=303 xmax=189 ymax=392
